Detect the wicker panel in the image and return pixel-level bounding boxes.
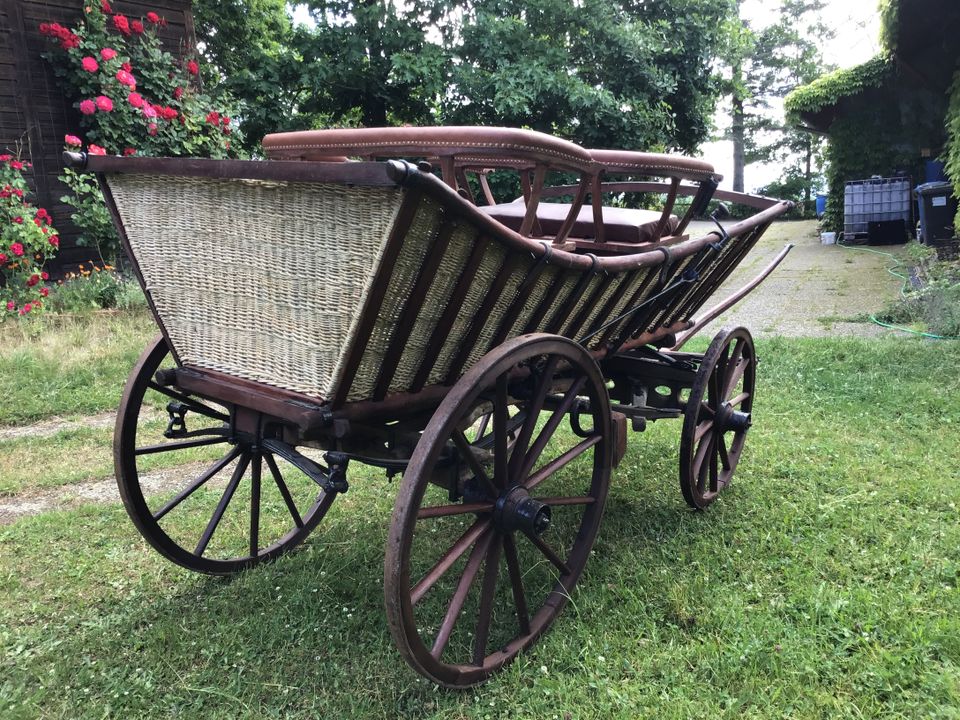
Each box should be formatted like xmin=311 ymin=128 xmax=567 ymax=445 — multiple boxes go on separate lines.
xmin=557 ymin=274 xmax=603 ymax=337
xmin=386 ymin=221 xmax=480 ymax=394
xmin=427 ymin=240 xmax=508 ymax=385
xmin=570 ymin=274 xmax=628 ymax=343
xmin=531 ymin=272 xmax=581 ymax=334
xmin=641 ymin=254 xmax=699 ymax=334
xmin=604 ymin=272 xmax=661 ymax=345
xmin=108 ymin=174 xmax=402 ymax=398
xmin=460 ymin=255 xmax=533 ymax=371
xmin=344 ymin=198 xmax=443 ymax=400
xmin=584 ymin=270 xmax=651 ymax=350
xmin=507 ymin=266 xmax=562 ymax=337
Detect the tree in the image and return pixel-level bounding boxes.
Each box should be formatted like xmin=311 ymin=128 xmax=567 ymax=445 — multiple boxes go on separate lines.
xmin=723 ymin=0 xmax=834 ymax=202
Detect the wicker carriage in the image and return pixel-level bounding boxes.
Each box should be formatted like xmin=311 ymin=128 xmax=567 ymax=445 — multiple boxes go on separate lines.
xmin=66 ymin=126 xmax=793 ymax=687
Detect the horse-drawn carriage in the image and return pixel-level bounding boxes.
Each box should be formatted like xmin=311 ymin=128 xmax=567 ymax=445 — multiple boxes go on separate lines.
xmin=66 ymin=126 xmax=792 ymax=687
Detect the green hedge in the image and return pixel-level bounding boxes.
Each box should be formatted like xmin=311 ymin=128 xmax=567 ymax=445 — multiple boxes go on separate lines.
xmin=784 ymin=56 xmax=892 ymax=118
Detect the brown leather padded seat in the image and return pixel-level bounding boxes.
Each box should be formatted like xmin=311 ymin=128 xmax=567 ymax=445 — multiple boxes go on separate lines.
xmin=479 ymin=202 xmax=678 ymax=243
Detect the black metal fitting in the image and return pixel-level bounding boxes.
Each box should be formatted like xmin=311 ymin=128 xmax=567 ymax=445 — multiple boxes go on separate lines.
xmin=164 ymin=402 xmax=188 ymax=438
xmin=494 ymin=486 xmax=551 ymax=536
xmin=323 ymin=452 xmax=351 ymax=494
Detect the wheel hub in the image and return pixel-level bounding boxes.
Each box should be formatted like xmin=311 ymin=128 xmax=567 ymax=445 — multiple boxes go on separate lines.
xmin=718 ymin=403 xmax=752 ymax=432
xmin=493 ymin=486 xmax=551 ymax=535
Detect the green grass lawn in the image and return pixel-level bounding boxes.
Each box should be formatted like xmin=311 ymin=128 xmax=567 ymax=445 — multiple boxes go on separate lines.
xmin=1 ymin=325 xmax=959 ymax=718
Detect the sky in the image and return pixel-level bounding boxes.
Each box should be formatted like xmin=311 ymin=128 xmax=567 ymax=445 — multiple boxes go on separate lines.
xmin=702 ymin=0 xmax=883 ymax=191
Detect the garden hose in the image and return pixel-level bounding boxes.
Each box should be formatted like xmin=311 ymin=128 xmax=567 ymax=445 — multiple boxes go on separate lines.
xmin=836 ymin=239 xmax=959 ymax=340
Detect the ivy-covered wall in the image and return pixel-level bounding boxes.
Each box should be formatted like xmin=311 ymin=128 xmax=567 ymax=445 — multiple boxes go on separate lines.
xmin=945 ymin=71 xmax=960 ymax=231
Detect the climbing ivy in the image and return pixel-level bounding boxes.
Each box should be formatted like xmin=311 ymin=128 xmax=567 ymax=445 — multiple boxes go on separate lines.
xmin=944 ymin=70 xmax=960 ymax=230
xmin=879 ymin=0 xmax=900 ymax=55
xmin=784 ymin=55 xmax=892 ymax=117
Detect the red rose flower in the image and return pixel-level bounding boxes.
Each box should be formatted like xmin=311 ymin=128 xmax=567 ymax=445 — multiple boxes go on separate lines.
xmin=186 ymin=59 xmax=199 ymax=76
xmin=49 ymin=236 xmax=60 ymax=248
xmin=40 ymin=287 xmax=50 ymax=297
xmin=0 ymin=253 xmax=6 ymax=263
xmin=148 ymin=122 xmax=158 ymax=136
xmin=26 ymin=274 xmax=39 ymax=287
xmin=112 ymin=14 xmax=131 ymax=35
xmin=173 ymin=86 xmax=183 ymax=100
xmin=10 ymin=243 xmax=24 ymax=256
xmin=127 ymin=92 xmax=144 ymax=108
xmin=95 ymin=95 xmax=113 ymax=112
xmin=39 ymin=23 xmax=50 ymax=35
xmin=101 ymin=0 xmax=112 ymax=12
xmin=0 ymin=154 xmax=10 ymax=161
xmin=61 ymin=33 xmax=80 ymax=50
xmin=100 ymin=47 xmax=117 ymax=61
xmin=12 ymin=188 xmax=23 ymax=198
xmin=81 ymin=56 xmax=99 ymax=73
xmin=121 ymin=61 xmax=132 ymax=72
xmin=88 ymin=144 xmax=106 ymax=155
xmin=131 ymin=20 xmax=144 ymax=34
xmin=5 ymin=301 xmax=14 ymax=312
xmin=116 ymin=69 xmax=136 ymax=88
xmin=147 ymin=11 xmax=161 ymax=23
xmin=65 ymin=134 xmax=82 ymax=147
xmin=10 ymin=160 xmax=23 ymax=170
xmin=159 ymin=106 xmax=178 ymax=121
xmin=41 ymin=271 xmax=49 ymax=280
xmin=123 ymin=147 xmax=136 ymax=156
xmin=79 ymin=99 xmax=97 ymax=115
xmin=22 ymin=303 xmax=32 ymax=314
xmin=12 ymin=216 xmax=23 ymax=224
xmin=205 ymin=111 xmax=220 ymax=125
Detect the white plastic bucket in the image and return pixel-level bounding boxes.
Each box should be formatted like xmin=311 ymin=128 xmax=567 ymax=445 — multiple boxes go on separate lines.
xmin=820 ymin=231 xmax=836 ymax=245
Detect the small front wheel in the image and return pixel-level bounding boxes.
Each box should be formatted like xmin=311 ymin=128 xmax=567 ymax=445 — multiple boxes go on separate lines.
xmin=678 ymin=327 xmax=756 ymax=509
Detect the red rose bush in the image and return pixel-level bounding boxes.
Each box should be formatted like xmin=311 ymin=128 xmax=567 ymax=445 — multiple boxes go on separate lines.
xmin=1 ymin=155 xmax=58 ymax=319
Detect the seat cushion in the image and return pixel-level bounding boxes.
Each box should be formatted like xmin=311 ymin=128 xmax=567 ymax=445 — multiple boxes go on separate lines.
xmin=479 ymin=202 xmax=678 ymax=243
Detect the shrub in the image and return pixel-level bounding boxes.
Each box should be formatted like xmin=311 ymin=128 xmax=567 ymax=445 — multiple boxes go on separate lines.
xmin=40 ymin=2 xmax=242 ymax=264
xmin=0 ymin=154 xmax=59 ymax=319
xmin=46 ymin=263 xmax=145 ymax=314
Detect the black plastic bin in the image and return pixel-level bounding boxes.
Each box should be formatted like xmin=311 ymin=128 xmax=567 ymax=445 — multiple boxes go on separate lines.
xmin=916 ymin=181 xmax=957 ymax=244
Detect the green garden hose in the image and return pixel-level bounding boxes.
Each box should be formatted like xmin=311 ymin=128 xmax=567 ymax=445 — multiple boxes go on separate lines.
xmin=836 ymin=240 xmax=959 ymax=340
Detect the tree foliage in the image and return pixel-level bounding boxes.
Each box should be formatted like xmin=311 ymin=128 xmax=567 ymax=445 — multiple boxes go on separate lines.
xmin=193 ymin=0 xmax=736 ymax=154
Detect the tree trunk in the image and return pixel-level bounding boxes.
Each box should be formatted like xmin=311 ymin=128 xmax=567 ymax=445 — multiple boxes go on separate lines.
xmin=732 ymin=93 xmax=745 ymax=193
xmin=803 ymin=136 xmax=812 ymax=213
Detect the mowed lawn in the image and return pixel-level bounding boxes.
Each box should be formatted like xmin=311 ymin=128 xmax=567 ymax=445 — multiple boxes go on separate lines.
xmin=1 ymin=313 xmax=959 ymax=719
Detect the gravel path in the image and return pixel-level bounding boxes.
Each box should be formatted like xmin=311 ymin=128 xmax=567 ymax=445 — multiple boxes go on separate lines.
xmin=688 ymin=219 xmax=908 ymax=338
xmin=0 ymin=220 xmax=910 ymax=524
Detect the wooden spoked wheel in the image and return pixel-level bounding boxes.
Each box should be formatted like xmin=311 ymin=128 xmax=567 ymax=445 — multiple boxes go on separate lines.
xmin=115 ymin=337 xmax=336 ymax=575
xmin=385 ymin=334 xmax=613 ymax=687
xmin=679 ymin=327 xmax=756 ymax=509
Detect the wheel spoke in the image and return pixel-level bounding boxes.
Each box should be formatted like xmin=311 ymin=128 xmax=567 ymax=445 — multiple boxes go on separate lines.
xmin=430 ymin=530 xmax=494 ymax=659
xmin=417 ymin=502 xmax=494 ymax=520
xmin=517 ymin=376 xmax=587 ymax=482
xmin=723 ymin=356 xmax=749 ymax=398
xmin=694 ymin=434 xmax=712 ymax=492
xmin=508 ymin=356 xmax=560 ymax=480
xmin=194 ymin=452 xmax=250 ymax=557
xmin=249 ymin=452 xmax=261 ymax=557
xmin=526 ymin=434 xmax=601 ymax=491
xmin=728 ymin=391 xmax=750 ymax=409
xmin=263 ymin=452 xmax=304 ymax=529
xmin=503 ymin=533 xmax=530 ymax=635
xmin=472 ymin=534 xmax=503 ymax=665
xmin=451 ymin=430 xmax=498 ymax=498
xmin=524 ymin=531 xmax=572 ymax=576
xmin=694 ymin=419 xmax=714 ymax=443
xmin=146 ymin=381 xmax=230 ymax=422
xmin=152 ymin=446 xmax=242 ymax=521
xmin=411 ymin=519 xmax=490 ymax=605
xmin=472 ymin=412 xmax=491 ymax=443
xmin=717 ymin=434 xmax=731 ymax=472
xmin=708 ymin=436 xmax=720 ymax=492
xmin=536 ymin=495 xmax=596 ymax=507
xmin=494 ymin=375 xmax=510 ymax=489
xmin=135 ymin=434 xmax=229 ymax=456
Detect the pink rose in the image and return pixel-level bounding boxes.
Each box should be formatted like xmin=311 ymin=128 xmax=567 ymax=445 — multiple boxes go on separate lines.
xmin=10 ymin=242 xmax=24 ymax=257
xmin=142 ymin=104 xmax=157 ymax=118
xmin=95 ymin=95 xmax=114 ymax=112
xmin=88 ymin=144 xmax=106 ymax=155
xmin=64 ymin=134 xmax=82 ymax=147
xmin=79 ymin=99 xmax=96 ymax=115
xmin=148 ymin=122 xmax=158 ymax=136
xmin=81 ymin=56 xmax=99 ymax=73
xmin=49 ymin=235 xmax=60 ymax=248
xmin=127 ymin=92 xmax=144 ymax=108
xmin=5 ymin=301 xmax=13 ymax=312
xmin=100 ymin=47 xmax=117 ymax=61
xmin=116 ymin=69 xmax=136 ymax=88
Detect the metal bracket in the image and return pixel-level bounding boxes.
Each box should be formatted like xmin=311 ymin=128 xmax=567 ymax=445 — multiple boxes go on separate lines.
xmin=260 ymin=439 xmax=349 ymax=494
xmin=164 ymin=402 xmax=188 ymax=438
